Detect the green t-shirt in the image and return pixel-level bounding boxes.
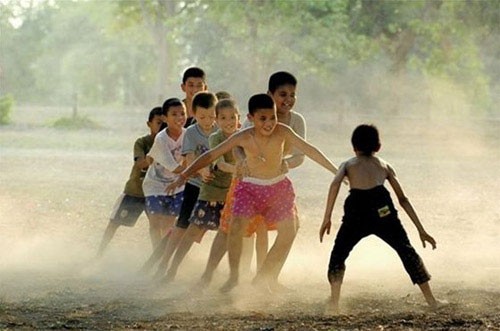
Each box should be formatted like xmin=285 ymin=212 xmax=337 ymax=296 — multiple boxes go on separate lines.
xmin=123 ymin=134 xmax=154 ymax=197
xmin=198 ymin=129 xmax=235 ymax=202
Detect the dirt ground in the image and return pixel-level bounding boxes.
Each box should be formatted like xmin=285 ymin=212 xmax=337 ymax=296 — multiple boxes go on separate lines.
xmin=1 ymin=106 xmax=500 ymax=330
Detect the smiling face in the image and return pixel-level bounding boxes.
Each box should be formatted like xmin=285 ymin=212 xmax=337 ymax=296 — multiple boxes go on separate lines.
xmin=181 ymin=77 xmax=207 ymax=101
xmin=163 ymin=105 xmax=187 ymax=131
xmin=216 ymin=106 xmax=239 ymax=137
xmin=269 ymin=84 xmax=296 ymax=116
xmin=249 ymin=107 xmax=278 ymax=137
xmin=194 ymin=105 xmax=217 ymax=134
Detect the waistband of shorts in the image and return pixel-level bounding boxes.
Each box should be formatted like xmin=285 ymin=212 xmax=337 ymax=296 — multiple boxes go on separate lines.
xmin=241 ymin=174 xmax=287 ymax=186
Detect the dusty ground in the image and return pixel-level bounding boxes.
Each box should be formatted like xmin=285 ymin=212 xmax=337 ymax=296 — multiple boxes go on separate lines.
xmin=1 ymin=106 xmax=499 ymax=330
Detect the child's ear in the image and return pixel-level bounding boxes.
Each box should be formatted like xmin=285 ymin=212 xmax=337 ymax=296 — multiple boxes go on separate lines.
xmin=180 ymin=83 xmax=186 ymax=93
xmin=247 ymin=113 xmax=253 ymax=122
xmin=375 ymin=143 xmax=381 ymax=152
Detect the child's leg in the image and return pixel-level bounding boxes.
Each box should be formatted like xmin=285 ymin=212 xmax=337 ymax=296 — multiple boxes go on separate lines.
xmin=199 ymin=229 xmax=228 ymax=286
xmin=240 ymin=235 xmax=255 ymax=277
xmin=253 ymin=218 xmax=296 ymax=287
xmin=96 ymin=221 xmax=120 ymax=257
xmin=139 ymin=234 xmax=169 ymax=273
xmin=375 ymin=219 xmax=434 ymax=306
xmin=148 ymin=214 xmax=166 ymax=249
xmin=161 ymin=215 xmax=177 ymax=238
xmin=220 ymin=216 xmax=250 ymax=292
xmin=154 ymin=226 xmax=186 ymax=280
xmin=254 ymin=221 xmax=269 ymax=272
xmin=165 ymin=224 xmax=202 ymax=282
xmin=418 ymin=281 xmax=438 ymax=308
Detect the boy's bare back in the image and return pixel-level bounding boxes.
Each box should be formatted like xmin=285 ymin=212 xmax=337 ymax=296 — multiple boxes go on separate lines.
xmin=342 ymin=155 xmax=395 ymax=190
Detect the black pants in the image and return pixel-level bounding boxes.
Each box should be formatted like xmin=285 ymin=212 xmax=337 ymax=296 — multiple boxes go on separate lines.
xmin=175 ymin=182 xmax=200 ymax=229
xmin=328 ymin=186 xmax=430 ymax=285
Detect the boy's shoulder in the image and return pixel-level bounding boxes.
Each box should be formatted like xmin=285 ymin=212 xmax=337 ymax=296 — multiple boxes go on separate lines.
xmin=135 ymin=133 xmax=154 ymax=145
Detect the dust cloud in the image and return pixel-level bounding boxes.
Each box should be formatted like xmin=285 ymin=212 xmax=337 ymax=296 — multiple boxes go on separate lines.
xmin=1 ymin=75 xmax=500 ymax=328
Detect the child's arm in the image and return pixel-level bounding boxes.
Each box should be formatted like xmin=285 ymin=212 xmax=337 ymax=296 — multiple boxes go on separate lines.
xmin=185 ymin=152 xmax=213 ymax=182
xmin=147 ymin=135 xmax=183 ymax=173
xmin=320 ymin=163 xmax=346 ymax=243
xmin=283 ymin=125 xmax=339 ymax=175
xmin=166 ymin=133 xmax=242 ymax=193
xmin=215 ymin=160 xmax=236 ymax=174
xmin=210 ymin=134 xmax=236 ymax=174
xmin=386 ymin=164 xmax=437 ymax=249
xmin=133 ymin=138 xmax=151 ymax=170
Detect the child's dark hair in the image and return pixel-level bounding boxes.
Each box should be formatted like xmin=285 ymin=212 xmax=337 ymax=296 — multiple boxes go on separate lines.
xmin=216 ymin=98 xmax=239 ymax=117
xmin=162 ymin=98 xmax=183 ymax=115
xmin=351 ymin=124 xmax=381 ymax=155
xmin=182 ymin=67 xmax=206 ymax=84
xmin=192 ymin=91 xmax=217 ymax=113
xmin=248 ymin=94 xmax=275 ymax=115
xmin=268 ymin=71 xmax=297 ymax=93
xmin=148 ymin=107 xmax=163 ymax=122
xmin=215 ymin=90 xmax=232 ymax=100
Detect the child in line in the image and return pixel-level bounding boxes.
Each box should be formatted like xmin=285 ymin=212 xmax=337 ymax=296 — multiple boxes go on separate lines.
xmin=96 ymin=107 xmax=163 ymax=257
xmin=167 ymin=94 xmax=340 ymax=293
xmin=319 ymin=124 xmax=438 ymax=314
xmin=153 ymin=91 xmax=218 ymax=280
xmin=142 ymin=98 xmax=187 ymax=248
xmin=198 ymin=71 xmax=307 ymax=290
xmin=180 ymin=67 xmax=208 ymax=128
xmin=162 ymin=99 xmax=240 ymax=282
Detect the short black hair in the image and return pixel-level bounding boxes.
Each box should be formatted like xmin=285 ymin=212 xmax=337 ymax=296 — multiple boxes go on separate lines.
xmin=182 ymin=67 xmax=206 ymax=84
xmin=351 ymin=124 xmax=380 ymax=155
xmin=192 ymin=91 xmax=217 ymax=113
xmin=268 ymin=71 xmax=297 ymax=93
xmin=216 ymin=98 xmax=239 ymax=116
xmin=248 ymin=93 xmax=275 ymax=115
xmin=215 ymin=90 xmax=232 ymax=100
xmin=148 ymin=107 xmax=163 ymax=122
xmin=162 ymin=97 xmax=183 ymax=115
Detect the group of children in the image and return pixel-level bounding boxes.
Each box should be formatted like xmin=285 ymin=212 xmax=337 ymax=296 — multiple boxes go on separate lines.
xmin=96 ymin=67 xmax=440 ymax=314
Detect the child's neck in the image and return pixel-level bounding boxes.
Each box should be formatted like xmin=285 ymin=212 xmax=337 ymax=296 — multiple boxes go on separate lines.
xmin=197 ymin=123 xmax=214 ymax=135
xmin=167 ymin=126 xmax=182 ymax=140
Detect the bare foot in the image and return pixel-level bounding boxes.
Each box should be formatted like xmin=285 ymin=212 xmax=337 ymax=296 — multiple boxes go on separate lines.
xmin=219 ymin=278 xmax=238 ymax=293
xmin=429 ymin=299 xmax=450 ymax=310
xmin=324 ymin=299 xmax=340 ymax=315
xmin=269 ymin=281 xmax=294 ymax=294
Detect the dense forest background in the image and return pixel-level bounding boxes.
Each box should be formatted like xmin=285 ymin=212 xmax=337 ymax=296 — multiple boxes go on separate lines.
xmin=1 ymin=0 xmax=499 ymax=117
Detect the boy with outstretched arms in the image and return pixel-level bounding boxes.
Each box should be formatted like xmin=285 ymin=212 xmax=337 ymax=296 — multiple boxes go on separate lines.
xmin=167 ymin=94 xmax=340 ymax=292
xmin=153 ymin=91 xmax=218 ymax=280
xmin=97 ymin=107 xmax=163 ymax=257
xmin=162 ymin=99 xmax=240 ymax=283
xmin=142 ymin=98 xmax=187 ymax=248
xmin=320 ymin=124 xmax=438 ymax=314
xmin=201 ymin=71 xmax=307 ymax=289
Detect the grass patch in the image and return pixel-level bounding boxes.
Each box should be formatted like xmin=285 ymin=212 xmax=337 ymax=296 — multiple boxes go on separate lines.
xmin=51 ymin=115 xmax=102 ymax=130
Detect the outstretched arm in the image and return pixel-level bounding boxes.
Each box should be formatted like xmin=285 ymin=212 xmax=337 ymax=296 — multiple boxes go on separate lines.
xmin=320 ymin=163 xmax=346 ymax=243
xmin=283 ymin=125 xmax=339 ymax=175
xmin=386 ymin=164 xmax=437 ymax=249
xmin=166 ymin=134 xmax=241 ymax=193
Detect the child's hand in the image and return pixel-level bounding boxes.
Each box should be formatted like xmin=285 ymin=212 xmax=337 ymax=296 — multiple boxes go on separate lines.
xmin=319 ymin=219 xmax=332 ymax=243
xmin=198 ymin=167 xmax=214 ymax=183
xmin=419 ymin=231 xmax=437 ymax=250
xmin=235 ymin=159 xmax=249 ymax=179
xmin=165 ymin=176 xmax=185 ymax=194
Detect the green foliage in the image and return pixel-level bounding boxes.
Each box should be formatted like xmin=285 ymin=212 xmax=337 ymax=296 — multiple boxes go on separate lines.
xmin=0 ymin=95 xmax=14 ymax=125
xmin=51 ymin=115 xmax=101 ymax=130
xmin=1 ymin=0 xmax=499 ymax=113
